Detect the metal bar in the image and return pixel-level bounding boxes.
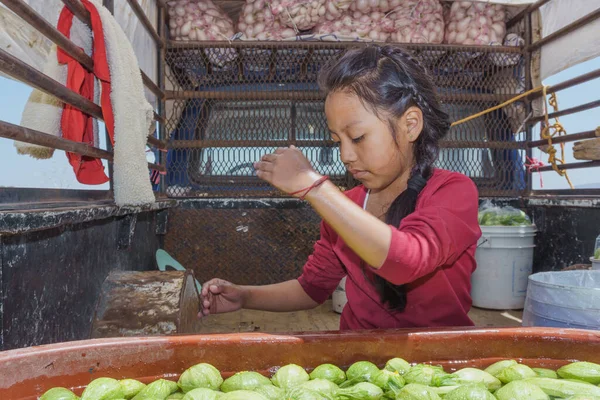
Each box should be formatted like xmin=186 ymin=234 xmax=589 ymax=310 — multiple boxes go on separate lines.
xmin=0 ymin=47 xmax=104 ymax=119
xmin=61 ymin=0 xmax=89 ymax=20
xmin=506 ymin=0 xmax=552 ymax=29
xmin=529 ymin=99 xmax=600 ymax=124
xmin=167 ymin=40 xmax=524 ymax=53
xmin=527 ymin=129 xmax=600 ymax=148
xmin=125 ymin=0 xmax=163 ymax=48
xmin=527 ymin=7 xmax=600 ymax=52
xmin=524 ymin=10 xmax=534 ymax=194
xmin=0 ymin=120 xmax=111 ymax=159
xmin=529 ymin=188 xmax=600 ymax=197
xmin=157 ymin=3 xmax=167 ymax=194
xmin=141 ymin=71 xmax=164 ymax=99
xmin=169 ymin=139 xmax=525 ymax=149
xmin=147 ymin=135 xmax=167 ymax=150
xmin=165 ymin=90 xmax=513 ymax=103
xmin=0 ymin=0 xmax=94 ymax=70
xmin=528 ymin=68 xmax=600 ymax=101
xmin=536 ymin=160 xmax=600 ymax=173
xmin=0 ymin=119 xmax=168 ymax=173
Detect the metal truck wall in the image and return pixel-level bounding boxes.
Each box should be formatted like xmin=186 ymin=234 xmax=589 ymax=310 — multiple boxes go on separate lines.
xmin=0 ymin=211 xmax=163 ymax=351
xmin=164 ymin=199 xmax=321 ymax=285
xmin=165 ymin=198 xmax=600 ymax=290
xmin=528 ymin=198 xmax=600 ymax=273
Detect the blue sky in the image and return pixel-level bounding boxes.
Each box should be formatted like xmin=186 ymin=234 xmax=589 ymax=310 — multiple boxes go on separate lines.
xmin=1 ymin=56 xmax=599 ymax=190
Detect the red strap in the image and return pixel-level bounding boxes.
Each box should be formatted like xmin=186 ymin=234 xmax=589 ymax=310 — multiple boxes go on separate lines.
xmin=56 ymin=1 xmax=115 ymax=185
xmin=289 ymin=175 xmax=330 ymax=200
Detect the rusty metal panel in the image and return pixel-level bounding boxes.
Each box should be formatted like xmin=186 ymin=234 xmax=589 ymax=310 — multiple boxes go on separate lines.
xmin=164 ymin=199 xmax=321 ymax=285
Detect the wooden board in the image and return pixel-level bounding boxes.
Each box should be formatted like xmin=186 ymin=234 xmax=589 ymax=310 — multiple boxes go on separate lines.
xmin=195 ymin=300 xmax=523 ymax=333
xmin=574 ymin=137 xmax=600 ymax=161
xmin=91 ymin=270 xmax=201 ymax=338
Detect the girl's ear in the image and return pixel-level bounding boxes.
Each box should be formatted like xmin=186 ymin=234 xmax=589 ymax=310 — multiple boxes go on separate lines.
xmin=403 ymin=106 xmax=424 ymax=143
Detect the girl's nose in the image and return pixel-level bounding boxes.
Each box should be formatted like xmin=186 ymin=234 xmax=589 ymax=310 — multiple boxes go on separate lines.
xmin=339 ymin=143 xmax=358 ymax=165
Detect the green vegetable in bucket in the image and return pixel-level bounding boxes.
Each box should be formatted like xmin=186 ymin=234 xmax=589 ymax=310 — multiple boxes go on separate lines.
xmin=178 ymin=363 xmax=223 ymax=393
xmin=82 ymin=378 xmax=125 ymax=400
xmin=484 ymin=360 xmax=518 ymax=377
xmin=523 ymin=377 xmax=600 ymax=398
xmin=120 ymin=380 xmax=146 ymax=399
xmin=395 ymin=383 xmax=441 ymax=400
xmin=443 ymin=383 xmax=495 ymax=400
xmin=532 ymin=368 xmax=558 ymax=379
xmin=181 ymin=388 xmax=221 ymax=400
xmin=495 ymin=380 xmax=549 ymax=400
xmin=496 ymin=364 xmax=537 ymax=383
xmin=40 ymin=387 xmax=80 ymax=400
xmin=299 ymin=379 xmax=338 ymax=396
xmin=558 ymin=362 xmax=600 ymax=384
xmin=336 ymin=382 xmax=383 ymax=400
xmin=271 ymin=364 xmax=310 ymax=389
xmin=167 ymin=393 xmax=185 ymax=400
xmin=433 ymin=368 xmax=500 ymax=391
xmin=344 ymin=361 xmax=381 ymax=385
xmin=384 ymin=358 xmax=412 ymax=375
xmin=132 ymin=379 xmax=178 ymax=400
xmin=404 ymin=365 xmax=449 ymax=386
xmin=309 ymin=364 xmax=346 ymax=385
xmin=252 ymin=384 xmax=285 ymax=400
xmin=219 ymin=390 xmax=268 ymax=400
xmin=477 ymin=201 xmax=531 ymax=226
xmin=285 ymin=387 xmax=331 ymax=400
xmin=370 ymin=369 xmax=405 ymax=394
xmin=221 ymin=372 xmax=271 ymax=392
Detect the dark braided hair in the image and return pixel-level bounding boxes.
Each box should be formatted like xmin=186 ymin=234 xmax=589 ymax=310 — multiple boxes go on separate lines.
xmin=318 ymin=45 xmax=451 ymax=311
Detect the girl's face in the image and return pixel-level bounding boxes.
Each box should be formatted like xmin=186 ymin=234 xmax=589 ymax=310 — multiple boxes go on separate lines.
xmin=324 ymin=90 xmax=423 ymax=192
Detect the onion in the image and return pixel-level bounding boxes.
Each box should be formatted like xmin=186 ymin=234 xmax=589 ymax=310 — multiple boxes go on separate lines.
xmin=386 ymin=0 xmax=445 ymax=44
xmin=238 ymin=0 xmax=298 ymax=40
xmin=166 ymin=0 xmax=236 ymax=41
xmin=444 ymin=1 xmax=507 ymax=45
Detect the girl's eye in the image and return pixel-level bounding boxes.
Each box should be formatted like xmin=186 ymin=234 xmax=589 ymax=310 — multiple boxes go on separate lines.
xmin=352 ymin=135 xmax=365 ymax=144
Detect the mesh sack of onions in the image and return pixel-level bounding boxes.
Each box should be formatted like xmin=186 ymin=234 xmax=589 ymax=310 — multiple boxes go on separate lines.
xmin=349 ymin=0 xmax=404 ymax=15
xmin=269 ymin=0 xmax=327 ymax=31
xmin=386 ymin=0 xmax=444 ymax=44
xmin=314 ymin=11 xmax=392 ymax=42
xmin=238 ymin=0 xmax=297 ymax=40
xmin=238 ymin=0 xmax=299 ymax=77
xmin=444 ymin=1 xmax=506 ymax=46
xmin=323 ymin=0 xmax=353 ymax=21
xmin=166 ymin=0 xmax=237 ymax=68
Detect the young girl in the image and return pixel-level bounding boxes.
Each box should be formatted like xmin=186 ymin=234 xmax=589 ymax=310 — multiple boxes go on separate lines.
xmin=199 ymin=45 xmax=482 ymax=330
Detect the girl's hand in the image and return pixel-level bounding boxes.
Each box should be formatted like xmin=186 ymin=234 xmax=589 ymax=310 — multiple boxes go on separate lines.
xmin=253 ymin=146 xmax=323 ymax=196
xmin=199 ymin=278 xmax=245 ymax=318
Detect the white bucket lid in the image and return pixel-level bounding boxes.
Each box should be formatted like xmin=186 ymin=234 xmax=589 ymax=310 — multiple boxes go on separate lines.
xmin=480 ymin=224 xmax=537 ymax=236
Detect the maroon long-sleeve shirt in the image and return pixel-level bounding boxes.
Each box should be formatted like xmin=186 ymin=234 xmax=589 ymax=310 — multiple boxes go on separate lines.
xmin=297 ymin=169 xmax=482 ymax=330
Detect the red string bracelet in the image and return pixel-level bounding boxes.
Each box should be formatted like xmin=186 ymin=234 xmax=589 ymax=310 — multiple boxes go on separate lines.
xmin=289 ymin=175 xmax=330 ymax=200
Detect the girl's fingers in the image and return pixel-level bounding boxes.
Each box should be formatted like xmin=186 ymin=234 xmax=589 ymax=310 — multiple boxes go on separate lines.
xmin=261 ymin=153 xmax=278 ymax=162
xmin=254 ymin=161 xmax=274 ymax=172
xmin=256 ymin=170 xmax=272 ymax=181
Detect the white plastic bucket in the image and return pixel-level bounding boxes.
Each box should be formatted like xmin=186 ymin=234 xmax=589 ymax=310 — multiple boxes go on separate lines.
xmin=592 ymin=257 xmax=600 ymax=271
xmin=522 ymin=270 xmax=600 ymax=330
xmin=471 ymin=225 xmax=537 ymax=310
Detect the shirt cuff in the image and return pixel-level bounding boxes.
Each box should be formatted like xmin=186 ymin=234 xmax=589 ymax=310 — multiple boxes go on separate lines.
xmin=371 ymin=225 xmax=411 ymax=285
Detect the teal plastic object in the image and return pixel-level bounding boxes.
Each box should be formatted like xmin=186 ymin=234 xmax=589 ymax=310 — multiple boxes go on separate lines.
xmin=156 ymin=249 xmax=202 ymax=294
